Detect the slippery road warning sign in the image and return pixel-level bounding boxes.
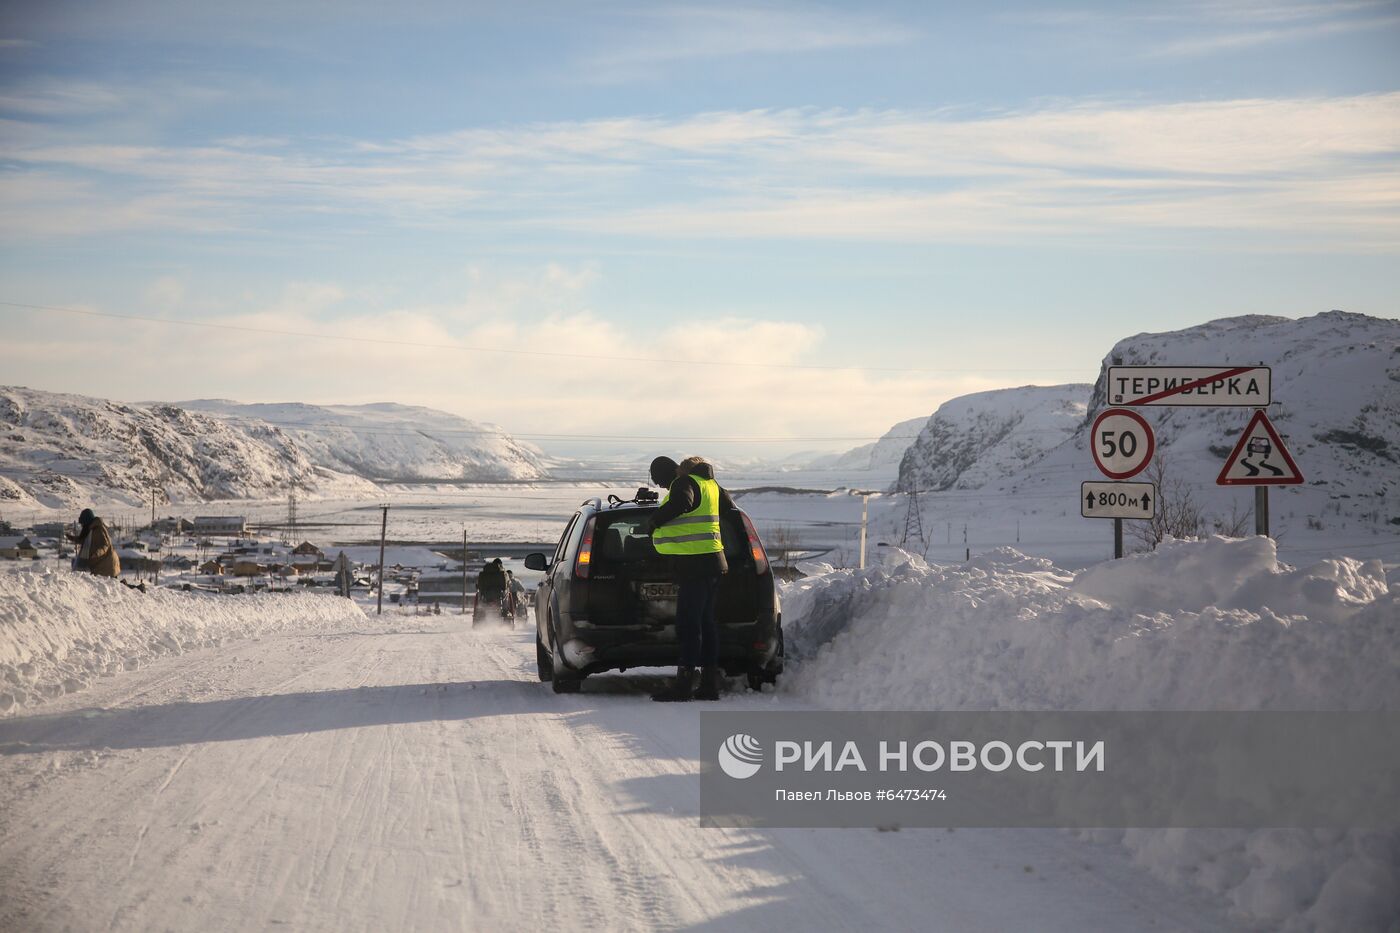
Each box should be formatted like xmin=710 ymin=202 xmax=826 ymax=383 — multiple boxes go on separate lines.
xmin=1108 ymin=366 xmax=1271 ymax=407
xmin=1091 ymin=408 xmax=1155 ymax=480
xmin=1081 ymin=481 xmax=1156 ymax=520
xmin=1217 ymin=410 xmax=1303 ymax=486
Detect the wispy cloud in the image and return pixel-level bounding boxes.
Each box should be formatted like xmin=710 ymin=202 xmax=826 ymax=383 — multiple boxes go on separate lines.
xmin=0 ymin=270 xmax=983 ymax=440
xmin=0 ymin=78 xmax=127 ymax=116
xmin=1008 ymin=0 xmax=1400 ymax=58
xmin=577 ymin=4 xmax=910 ymax=81
xmin=3 ymin=93 xmax=1398 ymax=250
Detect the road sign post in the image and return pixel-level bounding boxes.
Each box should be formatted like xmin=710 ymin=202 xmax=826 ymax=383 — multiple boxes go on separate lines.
xmin=1086 ymin=400 xmax=1158 ymax=563
xmin=1215 ymin=409 xmax=1301 ymax=540
xmin=1081 ymin=480 xmax=1156 ymax=559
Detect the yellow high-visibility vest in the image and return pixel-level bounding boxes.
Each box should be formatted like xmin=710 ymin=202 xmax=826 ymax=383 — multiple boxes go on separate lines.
xmin=653 ymin=475 xmax=724 ymax=555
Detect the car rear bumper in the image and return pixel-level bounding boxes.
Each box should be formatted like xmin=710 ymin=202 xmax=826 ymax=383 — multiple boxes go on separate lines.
xmin=554 ymin=615 xmax=780 ymax=675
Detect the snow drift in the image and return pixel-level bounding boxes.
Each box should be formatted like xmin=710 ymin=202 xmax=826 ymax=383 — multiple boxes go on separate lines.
xmin=781 ymin=537 xmax=1399 ymax=931
xmin=0 ymin=571 xmax=366 ymax=714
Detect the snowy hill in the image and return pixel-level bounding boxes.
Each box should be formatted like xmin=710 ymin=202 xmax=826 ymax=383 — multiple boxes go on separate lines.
xmin=177 ymin=400 xmax=546 ymax=485
xmin=895 ymin=385 xmax=1091 ymax=492
xmin=810 ymin=416 xmax=927 ymax=474
xmin=0 ymin=388 xmax=547 ymax=511
xmin=996 ymin=311 xmax=1400 ymax=538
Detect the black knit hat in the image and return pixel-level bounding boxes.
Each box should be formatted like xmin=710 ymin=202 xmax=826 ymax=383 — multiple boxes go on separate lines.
xmin=78 ymin=508 xmax=95 ymax=526
xmin=649 ymin=456 xmax=677 ymax=487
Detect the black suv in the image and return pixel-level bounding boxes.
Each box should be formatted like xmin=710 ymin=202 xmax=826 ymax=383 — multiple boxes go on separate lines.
xmin=525 ymin=494 xmax=783 ymax=694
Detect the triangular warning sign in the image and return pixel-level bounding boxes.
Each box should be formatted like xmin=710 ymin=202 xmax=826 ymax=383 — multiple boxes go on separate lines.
xmin=1216 ymin=410 xmax=1304 ymax=486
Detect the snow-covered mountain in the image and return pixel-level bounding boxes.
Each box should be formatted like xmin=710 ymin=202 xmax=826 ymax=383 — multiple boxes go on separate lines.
xmin=895 ymin=385 xmax=1091 ymax=492
xmin=176 ymin=400 xmax=546 ymax=485
xmin=995 ymin=311 xmax=1400 ymax=535
xmin=0 ymin=388 xmax=548 ymax=511
xmin=810 ymin=416 xmax=927 ymax=474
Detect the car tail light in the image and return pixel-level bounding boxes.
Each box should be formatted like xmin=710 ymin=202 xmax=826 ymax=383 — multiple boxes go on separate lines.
xmin=574 ymin=516 xmax=596 ymax=579
xmin=740 ymin=512 xmax=769 ymax=575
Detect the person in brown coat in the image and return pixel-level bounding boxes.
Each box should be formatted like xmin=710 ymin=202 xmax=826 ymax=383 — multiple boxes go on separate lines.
xmin=68 ymin=508 xmax=121 ymax=578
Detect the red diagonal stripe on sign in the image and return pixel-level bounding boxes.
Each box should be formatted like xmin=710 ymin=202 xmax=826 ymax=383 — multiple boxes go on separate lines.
xmin=1128 ymin=366 xmax=1257 ymax=405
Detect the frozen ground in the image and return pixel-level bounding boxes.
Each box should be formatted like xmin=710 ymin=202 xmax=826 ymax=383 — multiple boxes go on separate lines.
xmin=783 ymin=537 xmax=1400 ymax=931
xmin=2 ymin=494 xmax=1394 ymax=930
xmin=0 ymin=606 xmax=1238 ymax=932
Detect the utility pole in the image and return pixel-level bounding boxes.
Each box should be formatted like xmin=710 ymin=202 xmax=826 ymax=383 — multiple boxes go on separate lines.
xmin=151 ymin=488 xmax=156 ymax=528
xmin=461 ymin=528 xmax=469 ymax=615
xmin=376 ymin=504 xmax=389 ymax=616
xmin=899 ymin=488 xmax=925 ymax=553
xmin=858 ymin=494 xmax=869 ymax=570
xmin=963 ymin=523 xmax=969 ymax=562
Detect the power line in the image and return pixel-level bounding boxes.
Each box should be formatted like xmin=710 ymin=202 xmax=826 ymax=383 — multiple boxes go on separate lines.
xmin=0 ymin=299 xmax=1091 ymax=376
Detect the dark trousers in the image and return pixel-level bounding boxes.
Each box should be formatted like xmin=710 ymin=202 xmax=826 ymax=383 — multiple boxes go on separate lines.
xmin=675 ymin=574 xmax=720 ymax=668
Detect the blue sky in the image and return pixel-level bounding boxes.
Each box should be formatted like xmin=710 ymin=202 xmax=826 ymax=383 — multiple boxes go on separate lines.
xmin=1 ymin=1 xmax=1398 ymax=453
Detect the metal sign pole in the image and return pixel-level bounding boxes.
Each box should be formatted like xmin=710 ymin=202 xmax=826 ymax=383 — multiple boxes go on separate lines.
xmin=376 ymin=504 xmax=389 ymax=616
xmin=858 ymin=495 xmax=868 ymax=570
xmin=1255 ymin=487 xmax=1269 ymax=537
xmin=462 ymin=529 xmax=469 ymax=615
xmin=1114 ymin=517 xmax=1123 ymax=559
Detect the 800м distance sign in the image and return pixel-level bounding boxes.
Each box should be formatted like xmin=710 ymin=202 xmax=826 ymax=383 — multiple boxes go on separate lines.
xmin=1081 ymin=482 xmax=1156 ymax=520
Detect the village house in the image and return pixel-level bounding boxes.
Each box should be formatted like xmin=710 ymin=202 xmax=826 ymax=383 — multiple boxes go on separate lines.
xmin=0 ymin=536 xmax=39 ymax=560
xmin=192 ymin=515 xmax=247 ymax=536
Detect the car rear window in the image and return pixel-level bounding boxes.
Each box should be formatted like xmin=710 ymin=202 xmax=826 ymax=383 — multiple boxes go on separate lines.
xmin=591 ymin=510 xmax=752 ymax=568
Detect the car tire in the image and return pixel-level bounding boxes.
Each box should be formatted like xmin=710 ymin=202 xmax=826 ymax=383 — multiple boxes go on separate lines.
xmin=537 ymin=634 xmax=553 ymax=682
xmin=747 ymin=625 xmax=784 ymax=691
xmin=548 ymin=619 xmax=583 ymax=693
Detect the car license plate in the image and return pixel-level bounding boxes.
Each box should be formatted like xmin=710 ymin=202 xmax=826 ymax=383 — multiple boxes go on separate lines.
xmin=641 ymin=583 xmax=679 ymax=600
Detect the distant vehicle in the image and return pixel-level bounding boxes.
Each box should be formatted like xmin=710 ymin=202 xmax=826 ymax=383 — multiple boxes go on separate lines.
xmin=472 ymin=590 xmax=517 ymax=628
xmin=526 ymin=495 xmax=783 ymax=694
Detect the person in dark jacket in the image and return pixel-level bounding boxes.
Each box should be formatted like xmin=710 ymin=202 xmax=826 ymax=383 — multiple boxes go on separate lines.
xmin=644 ymin=455 xmax=738 ymax=702
xmin=476 ymin=558 xmax=508 ymax=609
xmin=67 ymin=508 xmax=121 ymax=578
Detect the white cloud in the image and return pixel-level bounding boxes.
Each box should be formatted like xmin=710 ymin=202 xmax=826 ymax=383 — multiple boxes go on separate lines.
xmin=582 ymin=4 xmax=910 ymax=74
xmin=0 ymin=278 xmax=981 ymax=445
xmin=1006 ymin=0 xmax=1400 ymax=58
xmin=3 ymin=94 xmax=1398 ymax=250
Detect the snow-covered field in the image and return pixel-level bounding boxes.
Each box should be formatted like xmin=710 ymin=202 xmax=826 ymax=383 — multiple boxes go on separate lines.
xmin=0 ymin=571 xmax=367 ymax=714
xmin=783 ymin=537 xmax=1399 ymax=931
xmin=1 ymin=532 xmax=1395 ymax=929
xmin=0 ymin=583 xmax=1238 ymax=932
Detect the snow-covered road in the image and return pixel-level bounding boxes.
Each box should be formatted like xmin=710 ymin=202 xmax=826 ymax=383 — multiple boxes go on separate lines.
xmin=0 ymin=622 xmax=1240 ymax=931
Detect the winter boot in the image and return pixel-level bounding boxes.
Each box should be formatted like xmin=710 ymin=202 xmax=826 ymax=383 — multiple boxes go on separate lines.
xmin=695 ymin=666 xmax=722 ymax=701
xmin=651 ymin=666 xmax=696 ymax=702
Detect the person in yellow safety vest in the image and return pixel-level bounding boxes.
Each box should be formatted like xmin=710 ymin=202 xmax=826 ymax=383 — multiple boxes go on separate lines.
xmin=643 ymin=455 xmax=739 ymax=702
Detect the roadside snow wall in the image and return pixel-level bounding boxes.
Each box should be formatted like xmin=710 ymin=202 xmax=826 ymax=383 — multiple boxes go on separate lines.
xmin=0 ymin=571 xmax=366 ymax=714
xmin=781 ymin=536 xmax=1399 ymax=932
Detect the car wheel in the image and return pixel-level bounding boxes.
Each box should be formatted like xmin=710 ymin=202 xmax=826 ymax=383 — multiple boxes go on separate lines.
xmin=548 ymin=619 xmax=583 ymax=693
xmin=747 ymin=626 xmax=784 ymax=691
xmin=536 ymin=634 xmax=553 ymax=682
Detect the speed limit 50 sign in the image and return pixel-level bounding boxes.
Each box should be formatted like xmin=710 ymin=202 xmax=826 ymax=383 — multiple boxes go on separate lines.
xmin=1091 ymin=408 xmax=1155 ymax=480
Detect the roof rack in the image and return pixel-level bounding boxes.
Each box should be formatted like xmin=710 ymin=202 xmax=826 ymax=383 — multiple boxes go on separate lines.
xmin=580 ymin=496 xmax=603 ymax=510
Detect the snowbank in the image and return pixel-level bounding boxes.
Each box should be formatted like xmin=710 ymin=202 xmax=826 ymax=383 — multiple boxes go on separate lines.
xmin=0 ymin=570 xmax=366 ymax=714
xmin=780 ymin=537 xmax=1399 ymax=931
